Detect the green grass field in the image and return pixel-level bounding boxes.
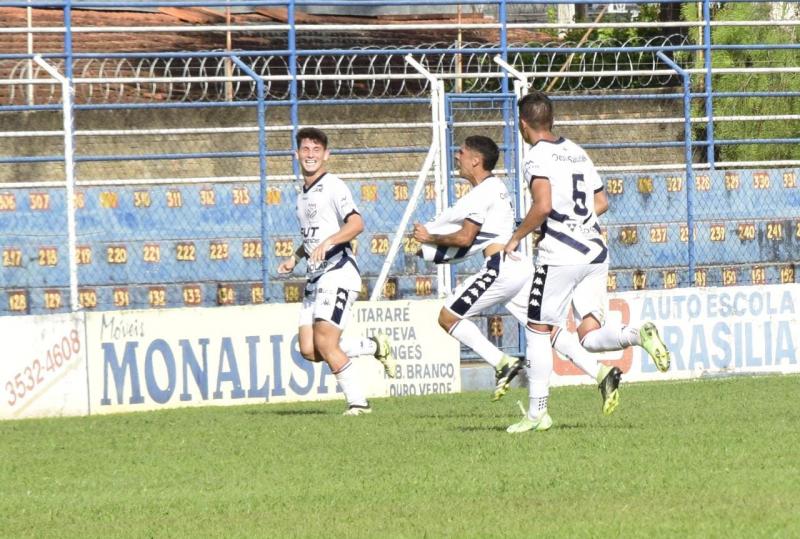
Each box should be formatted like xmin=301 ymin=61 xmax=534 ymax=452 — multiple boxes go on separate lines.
xmin=2 ymin=374 xmax=798 ymax=538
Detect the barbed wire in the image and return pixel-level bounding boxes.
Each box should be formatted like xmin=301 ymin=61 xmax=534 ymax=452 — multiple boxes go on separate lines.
xmin=5 ymin=34 xmax=690 ymax=104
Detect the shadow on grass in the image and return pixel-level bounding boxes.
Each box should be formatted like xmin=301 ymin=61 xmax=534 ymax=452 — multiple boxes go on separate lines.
xmin=246 ymin=409 xmax=329 ymax=416
xmin=456 ymin=421 xmax=637 ymax=433
xmin=457 ymin=425 xmax=509 ymax=432
xmin=412 ymin=412 xmax=498 ymax=420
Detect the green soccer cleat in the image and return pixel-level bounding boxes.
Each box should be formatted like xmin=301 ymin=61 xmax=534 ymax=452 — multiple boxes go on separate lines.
xmin=597 ymin=365 xmax=622 ymax=416
xmin=492 ymin=354 xmax=525 ymax=402
xmin=507 ymin=402 xmax=553 ymax=433
xmin=370 ymin=333 xmax=397 ymax=378
xmin=639 ymin=322 xmax=671 ymax=373
xmin=343 ymin=404 xmax=372 ymax=416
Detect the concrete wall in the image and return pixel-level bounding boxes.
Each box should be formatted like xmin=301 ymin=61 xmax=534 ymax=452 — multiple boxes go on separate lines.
xmin=0 ymin=89 xmax=685 ymax=184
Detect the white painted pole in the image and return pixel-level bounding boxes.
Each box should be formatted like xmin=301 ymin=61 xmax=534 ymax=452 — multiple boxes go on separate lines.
xmin=403 ymin=54 xmax=451 ymax=296
xmin=34 ymin=55 xmax=80 ymax=312
xmin=370 ymin=143 xmax=438 ymax=302
xmin=493 ymin=55 xmax=534 ymax=258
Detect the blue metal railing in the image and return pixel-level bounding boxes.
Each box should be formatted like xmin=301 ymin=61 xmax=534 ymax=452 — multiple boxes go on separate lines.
xmin=0 ymin=0 xmax=797 ymax=321
xmin=657 ymin=50 xmax=695 ymax=283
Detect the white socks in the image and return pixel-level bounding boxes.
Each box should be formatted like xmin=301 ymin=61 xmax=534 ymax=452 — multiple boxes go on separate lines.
xmin=339 ymin=337 xmax=378 ymax=358
xmin=580 ymin=323 xmax=640 ymax=352
xmin=333 ymin=361 xmax=368 ymax=407
xmin=525 ymin=328 xmax=552 ymax=420
xmin=552 ymin=327 xmax=602 ymax=380
xmin=449 ymin=319 xmax=504 ymax=368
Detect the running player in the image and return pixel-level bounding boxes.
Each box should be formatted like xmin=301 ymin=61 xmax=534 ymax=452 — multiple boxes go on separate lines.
xmin=413 ymin=135 xmax=529 ymax=401
xmin=278 ymin=127 xmax=396 ymax=416
xmin=503 ymin=92 xmax=670 ymax=433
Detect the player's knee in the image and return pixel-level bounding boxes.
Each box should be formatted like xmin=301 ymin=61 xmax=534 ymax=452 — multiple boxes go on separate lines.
xmin=577 ymin=314 xmax=602 ymax=340
xmin=313 ymin=334 xmax=338 ymax=359
xmin=299 ymin=344 xmax=318 ymax=362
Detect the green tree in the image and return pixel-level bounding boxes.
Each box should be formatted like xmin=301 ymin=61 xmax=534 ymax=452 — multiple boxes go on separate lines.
xmin=682 ymin=2 xmax=800 ymax=162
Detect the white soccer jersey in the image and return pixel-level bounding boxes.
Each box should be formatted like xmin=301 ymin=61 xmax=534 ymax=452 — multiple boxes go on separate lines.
xmin=420 ymin=176 xmax=514 ymax=264
xmin=523 ymin=137 xmax=608 ymax=266
xmin=296 ymin=172 xmax=360 ymax=288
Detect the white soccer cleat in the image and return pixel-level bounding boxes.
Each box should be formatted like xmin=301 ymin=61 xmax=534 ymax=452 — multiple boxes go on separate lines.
xmin=507 ymin=400 xmax=553 ymax=433
xmin=343 ymin=404 xmax=372 ymax=416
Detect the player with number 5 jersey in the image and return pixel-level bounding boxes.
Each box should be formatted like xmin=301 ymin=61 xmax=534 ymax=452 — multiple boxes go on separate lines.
xmin=503 ymin=92 xmax=671 ymax=434
xmin=523 ymin=135 xmax=607 ymax=266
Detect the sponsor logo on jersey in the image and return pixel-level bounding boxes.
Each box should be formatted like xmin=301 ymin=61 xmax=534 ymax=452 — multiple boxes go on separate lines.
xmin=305 ymin=203 xmax=317 ymax=219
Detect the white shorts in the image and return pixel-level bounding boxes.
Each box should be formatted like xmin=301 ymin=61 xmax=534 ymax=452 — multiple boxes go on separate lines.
xmin=299 ymin=264 xmax=361 ymax=330
xmin=444 ymin=253 xmax=533 ymax=319
xmin=521 ymin=263 xmax=608 ymax=327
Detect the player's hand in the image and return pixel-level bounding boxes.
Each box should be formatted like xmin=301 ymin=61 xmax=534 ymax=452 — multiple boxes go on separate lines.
xmin=277 ymin=256 xmax=296 ymax=274
xmin=503 ymin=238 xmax=521 ymax=260
xmin=310 ymin=238 xmax=333 ymax=265
xmin=413 ymin=223 xmax=432 ymax=243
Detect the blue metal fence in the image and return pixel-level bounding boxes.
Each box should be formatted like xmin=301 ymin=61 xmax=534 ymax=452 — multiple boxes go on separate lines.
xmin=0 ymin=0 xmax=798 ymax=322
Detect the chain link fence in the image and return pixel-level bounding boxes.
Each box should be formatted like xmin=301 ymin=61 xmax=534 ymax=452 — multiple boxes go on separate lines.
xmin=1 ymin=3 xmax=798 ymax=318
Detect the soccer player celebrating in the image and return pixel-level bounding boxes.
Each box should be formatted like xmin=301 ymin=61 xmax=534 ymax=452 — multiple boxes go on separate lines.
xmin=278 ymin=127 xmax=396 ymax=416
xmin=503 ymin=92 xmax=671 ymax=433
xmin=413 ymin=135 xmax=529 ymax=401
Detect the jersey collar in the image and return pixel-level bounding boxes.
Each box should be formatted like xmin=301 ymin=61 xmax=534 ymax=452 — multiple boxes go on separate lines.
xmin=302 ymin=172 xmax=328 ymax=193
xmin=529 ymin=136 xmax=566 ymax=148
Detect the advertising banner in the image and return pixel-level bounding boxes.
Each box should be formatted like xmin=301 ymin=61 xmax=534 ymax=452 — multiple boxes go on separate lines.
xmin=349 ymin=300 xmax=461 ymax=398
xmin=0 ymin=312 xmax=88 ymax=420
xmin=551 ymin=284 xmax=800 ymax=386
xmin=85 ymin=299 xmax=459 ymax=415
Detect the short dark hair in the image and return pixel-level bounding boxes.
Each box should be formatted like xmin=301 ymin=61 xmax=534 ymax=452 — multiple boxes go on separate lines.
xmin=296 ymin=127 xmax=328 ymax=149
xmin=518 ymin=91 xmax=554 ymax=131
xmin=463 ymin=135 xmax=499 ymax=171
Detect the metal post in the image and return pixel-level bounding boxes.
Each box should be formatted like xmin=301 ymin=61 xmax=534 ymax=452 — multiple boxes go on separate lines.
xmin=231 ymin=55 xmax=270 ymax=298
xmin=404 ymin=54 xmax=450 ymax=296
xmin=493 ymin=54 xmax=531 ymax=256
xmin=34 ymin=55 xmax=79 ymax=311
xmin=224 ymin=0 xmax=233 ymax=101
xmin=288 ymin=0 xmax=300 ymax=179
xmin=64 ymin=0 xmax=73 ymax=80
xmin=26 ymin=0 xmax=34 ymax=105
xmin=493 ymin=55 xmax=530 ymax=358
xmin=434 ymin=79 xmax=450 ymax=295
xmin=370 ymin=144 xmax=438 ymax=301
xmin=702 ymin=0 xmax=715 ymax=169
xmin=657 ymin=51 xmax=696 ymax=285
xmin=455 ymin=4 xmax=462 ymax=94
xmin=498 ymin=0 xmax=515 ymax=191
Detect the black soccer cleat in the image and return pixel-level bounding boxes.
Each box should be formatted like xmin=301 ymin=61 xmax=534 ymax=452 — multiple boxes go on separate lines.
xmin=492 ymin=355 xmax=525 ymax=401
xmin=598 ymin=366 xmax=622 ymax=416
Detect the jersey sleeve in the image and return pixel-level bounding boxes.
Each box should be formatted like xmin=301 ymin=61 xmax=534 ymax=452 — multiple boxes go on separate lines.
xmin=523 ymin=155 xmax=551 ymax=186
xmin=460 ymin=188 xmax=492 ymax=226
xmin=332 ymin=179 xmax=360 ymax=222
